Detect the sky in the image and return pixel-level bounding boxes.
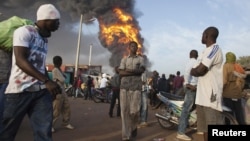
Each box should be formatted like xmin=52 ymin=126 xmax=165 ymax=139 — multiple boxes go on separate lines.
xmin=1 ymin=0 xmax=250 ymax=76
xmin=135 ymin=0 xmax=250 ymax=76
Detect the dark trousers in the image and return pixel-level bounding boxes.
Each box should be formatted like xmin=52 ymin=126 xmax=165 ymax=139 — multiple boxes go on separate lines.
xmin=0 ymin=89 xmax=53 ymax=141
xmin=149 ymin=90 xmax=158 ymax=106
xmin=85 ymin=87 xmax=92 ymax=100
xmin=0 ymin=83 xmax=8 ymax=130
xmin=109 ymin=89 xmax=120 ymax=117
xmin=223 ymin=97 xmax=246 ymax=124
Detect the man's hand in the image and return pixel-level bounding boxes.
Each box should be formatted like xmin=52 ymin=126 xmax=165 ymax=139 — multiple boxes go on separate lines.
xmin=133 ymin=66 xmax=145 ymax=75
xmin=45 ymin=80 xmax=62 ymax=96
xmin=133 ymin=69 xmax=143 ymax=75
xmin=190 ymin=63 xmax=208 ymax=77
xmin=186 ymin=84 xmax=196 ymax=92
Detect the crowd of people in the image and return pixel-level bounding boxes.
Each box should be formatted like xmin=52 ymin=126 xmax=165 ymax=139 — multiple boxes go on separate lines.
xmin=0 ymin=3 xmax=250 ymax=141
xmin=145 ymin=27 xmax=250 ymax=141
xmin=146 ymin=70 xmax=185 ymax=108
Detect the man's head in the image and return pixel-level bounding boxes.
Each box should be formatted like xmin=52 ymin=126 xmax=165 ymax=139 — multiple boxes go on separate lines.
xmin=176 ymin=71 xmax=180 ymax=76
xmin=102 ymin=73 xmax=107 ymax=78
xmin=53 ymin=55 xmax=62 ymax=67
xmin=129 ymin=41 xmax=138 ymax=55
xmin=190 ymin=49 xmax=198 ymax=59
xmin=225 ymin=52 xmax=236 ymax=63
xmin=36 ymin=4 xmax=60 ymax=37
xmin=201 ymin=26 xmax=219 ymax=46
xmin=152 ymin=70 xmax=158 ymax=76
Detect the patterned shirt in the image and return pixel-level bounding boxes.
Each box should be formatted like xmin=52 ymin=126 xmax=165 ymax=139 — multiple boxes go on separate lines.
xmin=5 ymin=25 xmax=48 ymax=93
xmin=119 ymin=55 xmax=145 ymax=91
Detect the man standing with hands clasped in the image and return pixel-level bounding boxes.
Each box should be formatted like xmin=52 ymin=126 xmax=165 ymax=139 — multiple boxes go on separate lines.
xmin=119 ymin=41 xmax=145 ymax=141
xmin=0 ymin=4 xmax=61 ymax=141
xmin=190 ymin=26 xmax=224 ymax=141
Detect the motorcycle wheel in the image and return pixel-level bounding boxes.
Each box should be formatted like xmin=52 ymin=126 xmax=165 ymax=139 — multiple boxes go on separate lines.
xmin=221 ymin=111 xmax=238 ymax=125
xmin=156 ymin=104 xmax=176 ymax=130
xmin=92 ymin=90 xmax=102 ymax=103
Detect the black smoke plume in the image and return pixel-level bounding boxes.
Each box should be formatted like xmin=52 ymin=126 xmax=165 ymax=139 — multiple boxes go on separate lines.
xmin=0 ymin=0 xmax=151 ymax=71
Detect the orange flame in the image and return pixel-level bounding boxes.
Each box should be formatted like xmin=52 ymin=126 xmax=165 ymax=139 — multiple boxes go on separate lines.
xmin=100 ymin=8 xmax=142 ymax=55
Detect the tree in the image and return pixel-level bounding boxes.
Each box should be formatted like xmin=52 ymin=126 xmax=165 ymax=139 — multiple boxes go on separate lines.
xmin=237 ymin=56 xmax=250 ymax=69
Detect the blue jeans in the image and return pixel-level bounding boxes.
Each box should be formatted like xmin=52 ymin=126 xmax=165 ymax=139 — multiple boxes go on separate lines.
xmin=0 ymin=83 xmax=8 ymax=130
xmin=178 ymin=88 xmax=196 ymax=134
xmin=140 ymin=91 xmax=148 ymax=122
xmin=0 ymin=89 xmax=53 ymax=141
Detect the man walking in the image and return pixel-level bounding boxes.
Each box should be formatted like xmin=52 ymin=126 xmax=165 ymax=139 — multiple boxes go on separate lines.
xmin=0 ymin=4 xmax=61 ymax=141
xmin=52 ymin=56 xmax=74 ymax=132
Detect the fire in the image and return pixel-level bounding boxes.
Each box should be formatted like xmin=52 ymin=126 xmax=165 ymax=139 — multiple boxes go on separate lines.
xmin=99 ymin=8 xmax=142 ymax=55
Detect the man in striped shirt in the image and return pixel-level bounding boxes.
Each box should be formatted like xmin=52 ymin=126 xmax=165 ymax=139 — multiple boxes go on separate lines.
xmin=191 ymin=26 xmax=224 ymax=141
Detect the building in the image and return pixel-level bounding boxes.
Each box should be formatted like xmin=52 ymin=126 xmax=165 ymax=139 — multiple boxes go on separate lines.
xmin=46 ymin=64 xmax=102 ymax=85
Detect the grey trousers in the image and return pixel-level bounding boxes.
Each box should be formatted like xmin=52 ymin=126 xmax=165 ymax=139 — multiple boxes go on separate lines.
xmin=120 ymin=89 xmax=141 ymax=139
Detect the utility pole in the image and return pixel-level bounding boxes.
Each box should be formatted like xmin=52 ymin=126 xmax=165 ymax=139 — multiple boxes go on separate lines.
xmin=74 ymin=14 xmax=83 ymax=79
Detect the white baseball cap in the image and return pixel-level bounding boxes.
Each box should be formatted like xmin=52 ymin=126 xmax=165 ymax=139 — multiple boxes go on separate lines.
xmin=37 ymin=4 xmax=60 ymax=21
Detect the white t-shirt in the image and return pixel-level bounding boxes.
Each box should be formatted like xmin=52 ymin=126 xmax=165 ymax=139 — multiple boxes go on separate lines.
xmin=100 ymin=77 xmax=108 ymax=88
xmin=5 ymin=25 xmax=48 ymax=93
xmin=184 ymin=58 xmax=198 ymax=86
xmin=195 ymin=44 xmax=224 ymax=111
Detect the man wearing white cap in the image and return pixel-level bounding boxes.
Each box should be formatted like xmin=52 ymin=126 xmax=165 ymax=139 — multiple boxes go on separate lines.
xmin=0 ymin=4 xmax=61 ymax=141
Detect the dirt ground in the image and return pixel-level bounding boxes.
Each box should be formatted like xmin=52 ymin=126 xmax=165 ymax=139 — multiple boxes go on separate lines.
xmin=15 ymin=97 xmax=203 ymax=141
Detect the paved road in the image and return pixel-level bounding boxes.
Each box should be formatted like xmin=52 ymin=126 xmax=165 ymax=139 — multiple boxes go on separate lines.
xmin=16 ymin=98 xmax=203 ymax=141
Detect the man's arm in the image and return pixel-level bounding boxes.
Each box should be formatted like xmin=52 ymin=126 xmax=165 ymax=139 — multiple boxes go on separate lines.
xmin=120 ymin=65 xmax=145 ymax=76
xmin=14 ymin=46 xmax=61 ymax=95
xmin=190 ymin=63 xmax=208 ymax=77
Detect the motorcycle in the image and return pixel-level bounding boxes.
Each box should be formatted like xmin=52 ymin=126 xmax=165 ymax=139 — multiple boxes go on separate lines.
xmin=92 ymin=87 xmax=113 ymax=103
xmin=155 ymin=91 xmax=238 ymax=130
xmin=65 ymin=84 xmax=85 ymax=98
